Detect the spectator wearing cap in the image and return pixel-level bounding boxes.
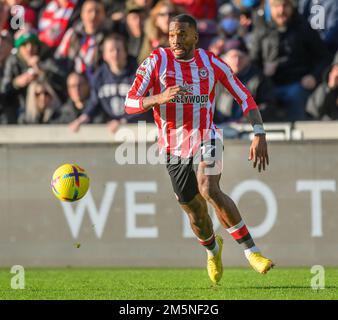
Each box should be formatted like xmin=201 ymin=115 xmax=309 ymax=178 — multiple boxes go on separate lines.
xmin=214 ymin=38 xmax=277 ymax=124
xmin=250 ymin=0 xmax=330 ymax=121
xmin=306 ymin=53 xmax=338 ymax=120
xmin=138 ymin=0 xmax=182 ymax=64
xmin=0 ymin=30 xmax=13 ymax=124
xmin=1 ymin=27 xmax=65 ymax=123
xmin=69 ymin=34 xmax=153 ymax=133
xmin=55 ymin=0 xmax=107 ymax=77
xmin=1 ymin=28 xmax=40 ymax=123
xmin=38 ymin=0 xmax=83 ymax=54
xmin=299 ymin=0 xmax=338 ymax=54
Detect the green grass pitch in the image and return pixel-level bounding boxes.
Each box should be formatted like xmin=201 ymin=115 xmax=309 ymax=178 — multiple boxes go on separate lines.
xmin=0 ymin=268 xmax=337 ymax=300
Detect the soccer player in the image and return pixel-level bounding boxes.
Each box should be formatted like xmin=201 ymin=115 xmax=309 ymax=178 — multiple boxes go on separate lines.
xmin=125 ymin=14 xmax=274 ymax=284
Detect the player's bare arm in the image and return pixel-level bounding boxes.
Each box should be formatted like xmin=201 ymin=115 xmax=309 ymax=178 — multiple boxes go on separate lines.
xmin=246 ymin=108 xmax=269 ymax=172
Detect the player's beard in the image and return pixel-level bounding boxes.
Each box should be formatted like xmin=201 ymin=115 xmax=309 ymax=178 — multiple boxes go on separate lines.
xmin=172 ymin=46 xmax=194 ymax=60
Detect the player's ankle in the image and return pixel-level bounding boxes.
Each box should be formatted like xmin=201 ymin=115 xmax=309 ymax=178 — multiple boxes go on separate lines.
xmin=244 ymin=246 xmax=260 ymax=260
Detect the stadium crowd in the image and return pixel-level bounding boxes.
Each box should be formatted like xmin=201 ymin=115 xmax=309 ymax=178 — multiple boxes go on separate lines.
xmin=0 ymin=0 xmax=337 ymax=130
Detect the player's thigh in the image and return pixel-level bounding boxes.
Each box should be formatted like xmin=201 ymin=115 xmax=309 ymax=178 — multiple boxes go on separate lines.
xmin=166 ymin=154 xmax=199 ymax=204
xmin=196 ymin=161 xmax=221 ymax=195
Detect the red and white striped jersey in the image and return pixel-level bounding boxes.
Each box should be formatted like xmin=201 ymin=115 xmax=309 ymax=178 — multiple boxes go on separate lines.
xmin=38 ymin=0 xmax=78 ymax=48
xmin=125 ymin=47 xmax=257 ymax=157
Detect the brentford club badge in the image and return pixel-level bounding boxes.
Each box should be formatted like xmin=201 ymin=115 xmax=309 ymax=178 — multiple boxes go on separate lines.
xmin=199 ymin=67 xmax=209 ymax=79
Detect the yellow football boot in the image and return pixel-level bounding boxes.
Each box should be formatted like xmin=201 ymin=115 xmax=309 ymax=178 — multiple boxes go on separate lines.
xmin=207 ymin=235 xmax=223 ymax=284
xmin=247 ymin=252 xmax=274 ymax=274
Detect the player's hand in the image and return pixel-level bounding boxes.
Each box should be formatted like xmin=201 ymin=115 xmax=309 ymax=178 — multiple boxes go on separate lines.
xmin=248 ymin=134 xmax=269 ymax=172
xmin=157 ymin=85 xmax=186 ymax=105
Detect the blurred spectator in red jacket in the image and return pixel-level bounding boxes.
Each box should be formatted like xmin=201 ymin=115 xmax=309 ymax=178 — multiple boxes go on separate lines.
xmin=55 ymin=0 xmax=107 ymax=76
xmin=38 ymin=0 xmax=83 ymax=50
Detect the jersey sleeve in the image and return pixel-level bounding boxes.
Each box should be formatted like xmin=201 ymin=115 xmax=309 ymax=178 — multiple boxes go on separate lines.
xmin=125 ymin=52 xmax=159 ymax=114
xmin=211 ymin=53 xmax=258 ymax=115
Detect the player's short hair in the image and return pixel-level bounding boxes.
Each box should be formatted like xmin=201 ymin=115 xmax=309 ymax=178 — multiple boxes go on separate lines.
xmin=170 ymin=14 xmax=197 ymax=31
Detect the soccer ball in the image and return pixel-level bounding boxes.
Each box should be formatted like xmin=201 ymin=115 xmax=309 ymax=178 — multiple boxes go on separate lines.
xmin=51 ymin=164 xmax=90 ymax=202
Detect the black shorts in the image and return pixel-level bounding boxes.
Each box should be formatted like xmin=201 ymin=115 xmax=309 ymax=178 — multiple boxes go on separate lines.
xmin=166 ymin=154 xmax=199 ymax=204
xmin=165 ymin=138 xmax=223 ymax=204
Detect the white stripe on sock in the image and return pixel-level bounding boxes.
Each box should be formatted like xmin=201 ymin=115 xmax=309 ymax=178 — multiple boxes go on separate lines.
xmin=197 ymin=233 xmax=214 ymax=243
xmin=206 ymin=240 xmax=219 ymax=257
xmin=226 ymin=220 xmax=245 ymax=234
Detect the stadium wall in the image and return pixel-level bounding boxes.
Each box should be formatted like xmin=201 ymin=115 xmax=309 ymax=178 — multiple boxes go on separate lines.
xmin=0 ymin=125 xmax=338 ymax=267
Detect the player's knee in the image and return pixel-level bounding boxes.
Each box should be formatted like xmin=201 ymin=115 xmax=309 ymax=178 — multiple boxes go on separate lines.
xmin=198 ymin=180 xmax=219 ymax=202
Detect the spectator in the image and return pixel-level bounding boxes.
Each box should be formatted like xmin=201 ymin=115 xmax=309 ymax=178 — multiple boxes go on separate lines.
xmin=102 ymin=0 xmax=126 ymax=23
xmin=236 ymin=3 xmax=258 ymax=50
xmin=138 ymin=0 xmax=181 ymax=64
xmin=306 ymin=53 xmax=338 ymax=120
xmin=214 ymin=38 xmax=277 ymax=123
xmin=19 ymin=79 xmax=61 ymax=124
xmin=299 ymin=0 xmax=338 ymax=54
xmin=69 ymin=34 xmax=152 ymax=133
xmin=55 ymin=0 xmax=107 ymax=76
xmin=1 ymin=28 xmax=41 ymax=123
xmin=56 ymin=72 xmax=101 ymax=123
xmin=38 ymin=0 xmax=83 ymax=53
xmin=1 ymin=27 xmax=65 ymax=123
xmin=250 ymin=0 xmax=330 ymax=121
xmin=171 ymin=0 xmax=217 ymax=20
xmin=128 ymin=0 xmax=153 ymax=13
xmin=0 ymin=29 xmax=13 ymax=124
xmin=218 ymin=3 xmax=241 ymax=40
xmin=124 ymin=1 xmax=146 ymax=59
xmin=208 ymin=3 xmax=241 ymax=56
